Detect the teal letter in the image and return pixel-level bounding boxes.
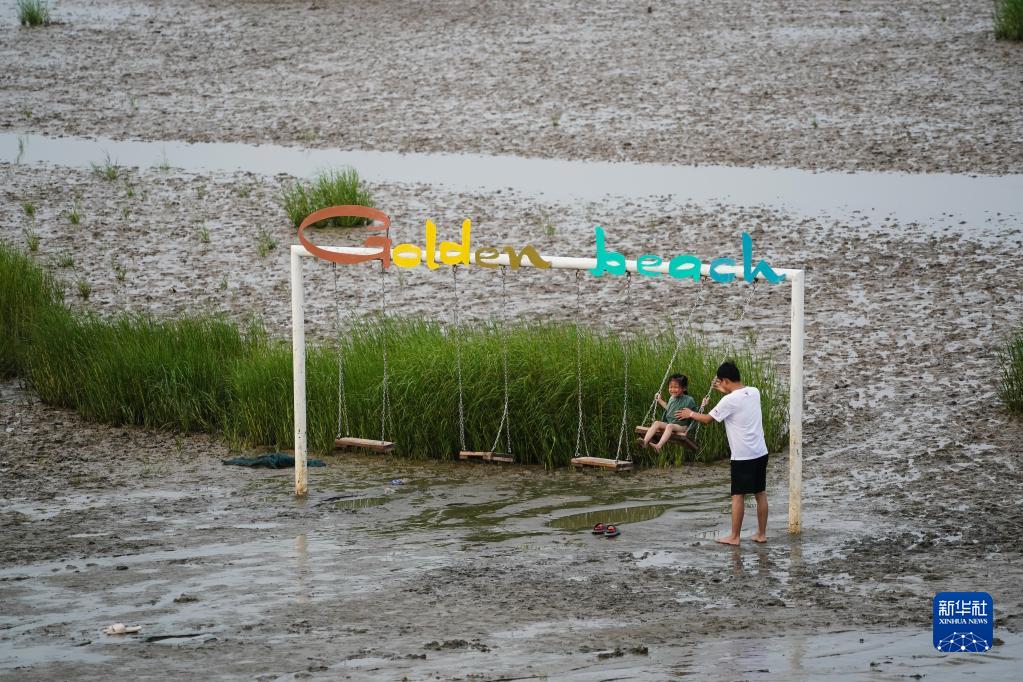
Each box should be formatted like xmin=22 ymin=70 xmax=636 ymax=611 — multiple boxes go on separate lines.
xmin=709 ymin=257 xmax=736 ymax=283
xmin=668 ymin=254 xmax=702 ymax=281
xmin=636 ymin=254 xmax=662 ymax=277
xmin=589 ymin=226 xmax=626 ymax=277
xmin=742 ymin=232 xmax=784 ymax=284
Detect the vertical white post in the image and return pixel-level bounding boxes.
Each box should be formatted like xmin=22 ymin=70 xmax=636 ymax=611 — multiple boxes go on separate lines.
xmin=788 ymin=270 xmax=804 ymax=534
xmin=291 ymin=247 xmax=308 ymax=497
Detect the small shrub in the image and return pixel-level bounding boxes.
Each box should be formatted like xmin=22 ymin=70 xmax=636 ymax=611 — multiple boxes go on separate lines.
xmin=197 ymin=225 xmax=211 ymax=244
xmin=57 ymin=253 xmax=75 ymax=268
xmin=256 ymin=228 xmax=277 ymax=257
xmin=279 ymin=168 xmax=374 ymax=229
xmin=22 ymin=202 xmax=35 ymax=218
xmin=995 ymin=0 xmax=1023 ymax=40
xmin=999 ymin=326 xmax=1023 ymax=412
xmin=17 ymin=0 xmax=50 ymax=27
xmin=77 ymin=279 xmax=92 ymax=301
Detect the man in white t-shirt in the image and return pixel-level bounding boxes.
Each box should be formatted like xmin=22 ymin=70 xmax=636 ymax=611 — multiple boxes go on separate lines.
xmin=676 ymin=361 xmax=769 ymax=545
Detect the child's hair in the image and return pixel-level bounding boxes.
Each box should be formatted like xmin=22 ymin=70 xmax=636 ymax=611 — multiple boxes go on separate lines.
xmin=668 ymin=373 xmax=689 ymax=393
xmin=716 ymin=361 xmax=740 ymax=382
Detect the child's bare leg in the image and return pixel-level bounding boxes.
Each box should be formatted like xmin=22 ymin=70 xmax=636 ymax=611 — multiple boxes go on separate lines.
xmin=642 ymin=421 xmax=666 ymax=447
xmin=653 ymin=423 xmax=683 ymax=451
xmin=751 ymin=492 xmax=768 ymax=543
xmin=716 ymin=494 xmax=744 ymax=545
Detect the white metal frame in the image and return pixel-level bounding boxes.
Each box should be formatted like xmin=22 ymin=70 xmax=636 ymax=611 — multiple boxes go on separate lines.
xmin=291 ymin=245 xmax=805 ymax=534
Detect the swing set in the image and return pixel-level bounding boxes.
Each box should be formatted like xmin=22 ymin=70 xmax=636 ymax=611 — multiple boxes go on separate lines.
xmin=290 ymin=211 xmax=806 ymax=533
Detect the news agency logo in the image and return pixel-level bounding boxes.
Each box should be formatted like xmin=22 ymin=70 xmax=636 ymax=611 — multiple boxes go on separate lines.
xmin=933 ymin=592 xmax=993 ymax=653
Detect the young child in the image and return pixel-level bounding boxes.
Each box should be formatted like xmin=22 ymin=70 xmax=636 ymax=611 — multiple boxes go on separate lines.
xmin=641 ymin=374 xmax=698 ymax=452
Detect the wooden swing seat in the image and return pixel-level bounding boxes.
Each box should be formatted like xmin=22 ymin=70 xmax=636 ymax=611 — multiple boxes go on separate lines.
xmin=459 ymin=451 xmax=515 ymax=463
xmin=335 ymin=437 xmax=395 ymax=453
xmin=634 ymin=425 xmax=699 ymax=452
xmin=570 ymin=456 xmax=634 ymax=471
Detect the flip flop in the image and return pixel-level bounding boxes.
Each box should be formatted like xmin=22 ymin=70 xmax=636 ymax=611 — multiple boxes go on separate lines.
xmin=592 ymin=522 xmax=607 ymax=534
xmin=604 ymin=525 xmax=621 ymax=538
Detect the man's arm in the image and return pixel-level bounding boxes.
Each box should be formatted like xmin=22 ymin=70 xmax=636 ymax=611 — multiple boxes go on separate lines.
xmin=676 ymin=408 xmax=715 ymax=425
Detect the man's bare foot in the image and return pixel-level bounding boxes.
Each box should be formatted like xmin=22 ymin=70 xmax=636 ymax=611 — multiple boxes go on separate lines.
xmin=751 ymin=534 xmax=767 ymax=543
xmin=715 ymin=535 xmax=740 ymax=545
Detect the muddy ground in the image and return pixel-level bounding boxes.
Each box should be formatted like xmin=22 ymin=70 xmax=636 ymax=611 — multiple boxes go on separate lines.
xmin=2 ymin=0 xmax=1023 ymax=680
xmin=1 ymin=0 xmax=1022 ymax=174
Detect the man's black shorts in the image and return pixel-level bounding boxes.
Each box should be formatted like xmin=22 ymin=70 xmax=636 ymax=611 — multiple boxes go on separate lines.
xmin=730 ymin=454 xmax=768 ymax=495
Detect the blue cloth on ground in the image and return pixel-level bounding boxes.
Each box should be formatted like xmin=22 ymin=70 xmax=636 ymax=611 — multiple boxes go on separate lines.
xmin=222 ymin=453 xmax=326 ymax=469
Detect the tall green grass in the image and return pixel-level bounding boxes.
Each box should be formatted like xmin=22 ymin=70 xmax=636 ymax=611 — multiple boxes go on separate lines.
xmin=995 ymin=0 xmax=1023 ymax=40
xmin=228 ymin=319 xmax=788 ymax=465
xmin=0 ymin=242 xmax=63 ymax=377
xmin=17 ymin=0 xmax=50 ymax=27
xmin=2 ymin=241 xmax=787 ymax=465
xmin=999 ymin=326 xmax=1023 ymax=412
xmin=279 ymin=169 xmax=375 ymax=228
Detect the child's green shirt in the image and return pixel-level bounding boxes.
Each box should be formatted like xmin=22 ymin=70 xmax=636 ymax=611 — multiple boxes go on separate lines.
xmin=663 ymin=394 xmax=697 ymax=428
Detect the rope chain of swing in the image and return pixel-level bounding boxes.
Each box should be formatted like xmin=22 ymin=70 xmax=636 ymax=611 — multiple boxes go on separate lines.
xmin=642 ymin=278 xmax=708 ymax=427
xmin=573 ymin=271 xmax=589 ymax=458
xmin=614 ymin=272 xmax=632 ymax=462
xmin=380 ymin=258 xmax=391 ymax=443
xmin=452 ymin=265 xmax=467 ymax=452
xmin=332 ymin=263 xmax=350 ymax=440
xmin=490 ymin=266 xmax=513 ymax=455
xmin=689 ymin=279 xmax=760 ymax=442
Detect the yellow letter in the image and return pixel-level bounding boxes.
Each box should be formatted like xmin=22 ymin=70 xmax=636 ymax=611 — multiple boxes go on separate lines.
xmin=439 ymin=220 xmax=472 ymax=266
xmin=392 ymin=243 xmax=423 ymax=268
xmin=475 ymin=247 xmax=501 ymax=268
xmin=425 ymin=220 xmax=439 ymax=270
xmin=504 ymin=244 xmax=551 ymax=269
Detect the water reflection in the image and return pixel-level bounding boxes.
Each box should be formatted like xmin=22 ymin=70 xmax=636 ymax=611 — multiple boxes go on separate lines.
xmin=548 ymin=503 xmax=678 ymax=530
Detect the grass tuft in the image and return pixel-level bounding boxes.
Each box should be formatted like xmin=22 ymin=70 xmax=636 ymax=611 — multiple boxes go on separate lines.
xmin=279 ymin=168 xmax=374 ymax=229
xmin=91 ymin=153 xmax=120 ymax=182
xmin=256 ymin=228 xmax=277 ymax=257
xmin=995 ymin=0 xmax=1023 ymax=40
xmin=999 ymin=326 xmax=1023 ymax=412
xmin=17 ymin=0 xmax=50 ymax=27
xmin=67 ymin=198 xmax=83 ymax=226
xmin=24 ymin=229 xmax=40 ymax=253
xmin=76 ymin=279 xmax=92 ymax=301
xmin=22 ymin=201 xmax=36 ymax=218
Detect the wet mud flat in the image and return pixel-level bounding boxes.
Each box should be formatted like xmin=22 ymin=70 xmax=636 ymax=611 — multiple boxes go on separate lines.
xmin=1 ymin=0 xmax=1022 ymax=175
xmin=1 ymin=152 xmax=1023 ymax=676
xmin=2 ymin=377 xmax=1021 ymax=680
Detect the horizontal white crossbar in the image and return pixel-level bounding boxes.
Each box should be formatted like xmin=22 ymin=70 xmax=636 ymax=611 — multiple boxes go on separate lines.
xmin=290 ymin=245 xmax=803 ymax=282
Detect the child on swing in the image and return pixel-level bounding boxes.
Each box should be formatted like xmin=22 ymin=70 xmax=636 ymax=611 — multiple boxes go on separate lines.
xmin=640 ymin=374 xmax=704 ymax=452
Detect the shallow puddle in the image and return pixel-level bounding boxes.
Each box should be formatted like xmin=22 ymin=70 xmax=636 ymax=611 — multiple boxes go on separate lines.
xmin=3 ymin=132 xmax=1020 ymax=229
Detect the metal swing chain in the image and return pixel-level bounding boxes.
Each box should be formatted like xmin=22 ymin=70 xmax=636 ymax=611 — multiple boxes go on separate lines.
xmin=380 ymin=259 xmax=391 ymax=442
xmin=332 ymin=263 xmax=350 ymax=440
xmin=642 ymin=278 xmax=708 ymax=426
xmin=573 ymin=271 xmax=589 ymax=458
xmin=490 ymin=266 xmax=512 ymax=455
xmin=452 ymin=265 xmax=467 ymax=452
xmin=689 ymin=278 xmax=760 ymax=441
xmin=615 ymin=273 xmax=632 ymax=462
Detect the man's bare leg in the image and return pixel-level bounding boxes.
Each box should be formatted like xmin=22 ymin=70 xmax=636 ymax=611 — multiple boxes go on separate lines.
xmin=751 ymin=491 xmax=768 ymax=543
xmin=716 ymin=494 xmax=743 ymax=545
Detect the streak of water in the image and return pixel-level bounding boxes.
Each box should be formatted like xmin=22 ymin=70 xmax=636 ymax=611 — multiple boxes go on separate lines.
xmin=3 ymin=133 xmax=1020 ymax=230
